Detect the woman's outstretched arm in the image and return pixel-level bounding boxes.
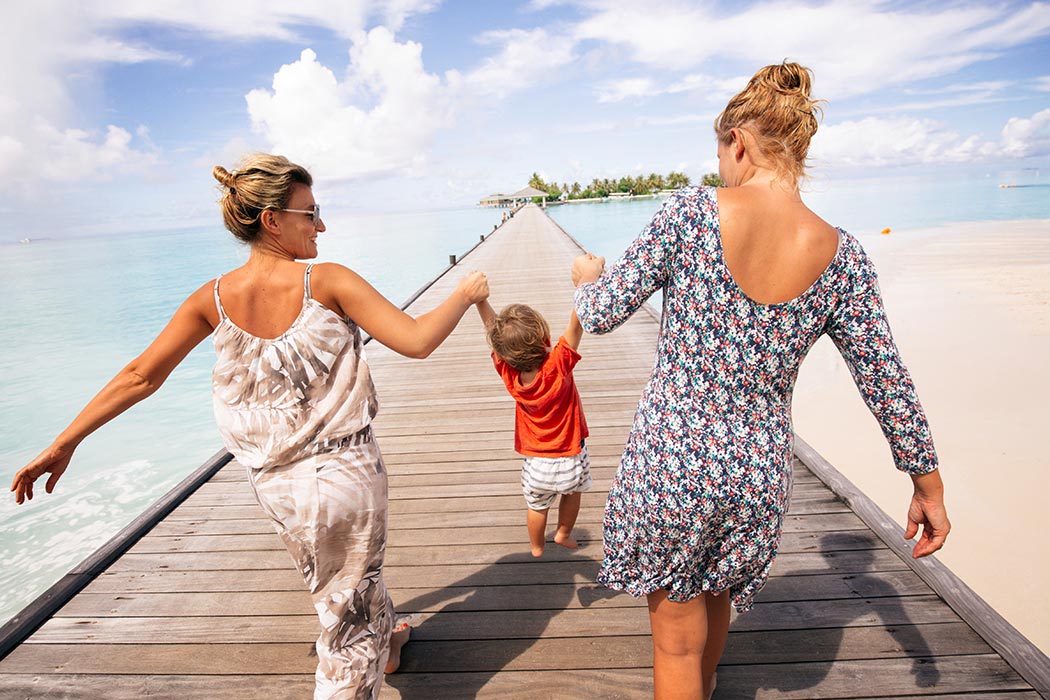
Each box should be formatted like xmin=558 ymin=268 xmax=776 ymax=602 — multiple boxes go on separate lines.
xmin=313 ymin=263 xmax=488 ymax=359
xmin=10 ymin=283 xmax=216 ymax=504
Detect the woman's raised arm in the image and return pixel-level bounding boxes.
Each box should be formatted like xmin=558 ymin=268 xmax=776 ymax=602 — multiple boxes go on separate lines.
xmin=10 ymin=283 xmax=216 ymax=504
xmin=314 ymin=263 xmax=488 ymax=359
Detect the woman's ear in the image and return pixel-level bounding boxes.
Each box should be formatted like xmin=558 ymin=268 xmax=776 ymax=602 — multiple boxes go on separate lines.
xmin=730 ymin=128 xmax=746 ymax=161
xmin=260 ymin=209 xmax=280 ymax=236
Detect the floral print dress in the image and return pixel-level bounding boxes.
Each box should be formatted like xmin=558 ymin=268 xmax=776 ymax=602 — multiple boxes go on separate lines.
xmin=574 ymin=186 xmax=938 ymax=612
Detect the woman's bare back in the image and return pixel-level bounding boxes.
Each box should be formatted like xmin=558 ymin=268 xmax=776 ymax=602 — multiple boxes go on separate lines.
xmin=715 ymin=186 xmax=839 ymax=305
xmin=216 ymin=261 xmax=312 ymax=339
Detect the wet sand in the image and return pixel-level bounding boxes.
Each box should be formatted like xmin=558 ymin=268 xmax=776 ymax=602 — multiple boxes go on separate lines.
xmin=793 ymin=218 xmax=1050 ymax=654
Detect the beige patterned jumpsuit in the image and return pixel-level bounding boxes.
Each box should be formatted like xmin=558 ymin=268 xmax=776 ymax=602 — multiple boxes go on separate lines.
xmin=212 ymin=265 xmax=394 ymax=699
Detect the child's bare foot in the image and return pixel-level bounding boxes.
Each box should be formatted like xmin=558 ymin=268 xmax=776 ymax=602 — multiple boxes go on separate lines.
xmin=531 ymin=544 xmax=544 ymax=557
xmin=384 ymin=621 xmax=411 ymax=674
xmin=553 ymin=531 xmax=578 ymax=549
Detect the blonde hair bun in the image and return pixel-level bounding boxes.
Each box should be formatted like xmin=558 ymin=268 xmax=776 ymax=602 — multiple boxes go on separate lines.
xmin=714 ymin=61 xmax=824 ymax=183
xmin=212 ymin=165 xmax=237 ymax=190
xmin=756 ymin=61 xmax=813 ymax=97
xmin=212 ymin=154 xmax=313 ymax=244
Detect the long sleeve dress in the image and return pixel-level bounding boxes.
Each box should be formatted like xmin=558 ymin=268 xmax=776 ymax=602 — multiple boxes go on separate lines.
xmin=212 ymin=264 xmax=393 ymax=700
xmin=574 ymin=185 xmax=938 ymax=612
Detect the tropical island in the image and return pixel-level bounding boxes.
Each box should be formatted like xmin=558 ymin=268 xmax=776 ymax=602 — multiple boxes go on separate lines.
xmin=479 ymin=171 xmax=725 ymax=207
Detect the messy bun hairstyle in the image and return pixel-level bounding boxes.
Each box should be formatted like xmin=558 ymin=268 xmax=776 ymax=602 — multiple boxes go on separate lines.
xmin=213 ymin=154 xmax=312 ymax=243
xmin=714 ymin=61 xmax=824 ymax=184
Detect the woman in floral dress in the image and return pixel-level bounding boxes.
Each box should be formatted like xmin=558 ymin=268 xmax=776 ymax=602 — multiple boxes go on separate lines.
xmin=573 ymin=63 xmax=950 ymax=699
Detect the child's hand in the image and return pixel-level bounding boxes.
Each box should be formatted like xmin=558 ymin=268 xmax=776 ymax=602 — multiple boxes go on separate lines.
xmin=572 ymin=254 xmax=605 ymax=286
xmin=457 ymin=270 xmax=489 ymax=304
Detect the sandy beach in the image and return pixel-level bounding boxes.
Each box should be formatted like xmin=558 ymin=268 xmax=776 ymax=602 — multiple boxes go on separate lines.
xmin=792 ymin=218 xmax=1050 ymax=654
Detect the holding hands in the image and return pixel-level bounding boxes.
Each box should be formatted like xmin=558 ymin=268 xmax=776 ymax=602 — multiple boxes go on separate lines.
xmin=572 ymin=254 xmax=605 ymax=287
xmin=457 ymin=270 xmax=490 ymax=305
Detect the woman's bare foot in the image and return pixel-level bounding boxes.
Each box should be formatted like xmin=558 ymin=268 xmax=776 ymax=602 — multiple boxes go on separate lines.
xmin=706 ymin=671 xmax=718 ymax=699
xmin=553 ymin=531 xmax=578 ymax=549
xmin=384 ymin=623 xmax=411 ymax=674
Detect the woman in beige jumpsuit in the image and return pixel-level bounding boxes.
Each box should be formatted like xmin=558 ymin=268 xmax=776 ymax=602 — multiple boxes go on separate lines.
xmin=11 ymin=154 xmax=489 ymax=699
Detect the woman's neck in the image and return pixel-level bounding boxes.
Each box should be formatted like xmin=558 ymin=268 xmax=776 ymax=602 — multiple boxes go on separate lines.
xmin=737 ymin=168 xmax=802 ymax=202
xmin=247 ymin=241 xmax=295 ymax=267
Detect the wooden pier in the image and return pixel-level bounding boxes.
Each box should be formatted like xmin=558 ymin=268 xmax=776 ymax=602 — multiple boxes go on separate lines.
xmin=1 ymin=204 xmax=1047 ymax=698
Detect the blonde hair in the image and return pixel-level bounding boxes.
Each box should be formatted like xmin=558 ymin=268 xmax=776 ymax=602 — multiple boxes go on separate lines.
xmin=212 ymin=154 xmax=313 ymax=243
xmin=487 ymin=304 xmax=551 ymax=372
xmin=714 ymin=61 xmax=824 ymax=184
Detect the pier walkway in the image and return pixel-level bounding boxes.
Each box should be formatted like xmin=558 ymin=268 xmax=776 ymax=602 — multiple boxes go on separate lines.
xmin=1 ymin=204 xmax=1046 ymax=698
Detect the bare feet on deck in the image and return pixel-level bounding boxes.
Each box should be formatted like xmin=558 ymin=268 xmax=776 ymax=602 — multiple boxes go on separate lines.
xmin=707 ymin=671 xmax=718 ymax=699
xmin=384 ymin=622 xmax=411 ymax=674
xmin=553 ymin=531 xmax=578 ymax=549
xmin=531 ymin=544 xmax=545 ymax=557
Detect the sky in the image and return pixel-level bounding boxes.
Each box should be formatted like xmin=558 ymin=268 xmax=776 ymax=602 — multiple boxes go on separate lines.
xmin=1 ymin=0 xmax=1049 ymax=241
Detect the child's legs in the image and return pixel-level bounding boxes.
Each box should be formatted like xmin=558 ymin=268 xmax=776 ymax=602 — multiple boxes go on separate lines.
xmin=646 ymin=589 xmax=708 ymax=700
xmin=526 ymin=507 xmax=549 ymax=557
xmin=554 ymin=491 xmax=582 ymax=546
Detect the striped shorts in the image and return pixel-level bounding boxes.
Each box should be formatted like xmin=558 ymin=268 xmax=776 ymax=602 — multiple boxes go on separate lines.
xmin=520 ymin=445 xmax=592 ymax=511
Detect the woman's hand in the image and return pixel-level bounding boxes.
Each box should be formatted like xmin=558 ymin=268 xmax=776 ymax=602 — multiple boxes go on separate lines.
xmin=905 ymin=470 xmax=950 ymax=558
xmin=11 ymin=443 xmax=75 ymax=504
xmin=456 ymin=270 xmax=489 ymax=304
xmin=572 ymin=254 xmax=605 ymax=287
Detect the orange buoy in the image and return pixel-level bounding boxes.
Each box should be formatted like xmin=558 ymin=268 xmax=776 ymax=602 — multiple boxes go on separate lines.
xmin=880 ymin=227 xmax=891 ymax=235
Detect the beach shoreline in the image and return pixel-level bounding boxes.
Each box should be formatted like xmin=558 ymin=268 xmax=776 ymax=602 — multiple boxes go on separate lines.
xmin=792 ymin=217 xmax=1050 ymax=654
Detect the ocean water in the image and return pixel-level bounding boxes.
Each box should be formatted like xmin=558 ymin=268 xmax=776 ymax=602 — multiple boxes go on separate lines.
xmin=1 ymin=175 xmax=1048 ymax=626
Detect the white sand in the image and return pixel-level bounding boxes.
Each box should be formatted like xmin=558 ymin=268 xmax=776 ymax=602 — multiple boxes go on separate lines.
xmin=792 ymin=218 xmax=1050 ymax=654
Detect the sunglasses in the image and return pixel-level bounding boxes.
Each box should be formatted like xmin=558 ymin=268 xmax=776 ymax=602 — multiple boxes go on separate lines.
xmin=277 ymin=204 xmax=322 ymax=226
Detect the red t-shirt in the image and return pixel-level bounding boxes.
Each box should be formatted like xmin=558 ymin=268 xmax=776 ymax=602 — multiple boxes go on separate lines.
xmin=492 ymin=337 xmax=589 ymax=458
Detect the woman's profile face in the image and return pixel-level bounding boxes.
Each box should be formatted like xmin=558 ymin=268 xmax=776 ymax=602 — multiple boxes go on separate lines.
xmin=274 ymin=183 xmax=325 ymax=260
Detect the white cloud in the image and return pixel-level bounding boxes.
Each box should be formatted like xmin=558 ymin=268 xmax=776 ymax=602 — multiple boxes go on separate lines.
xmin=1000 ymin=109 xmax=1050 ymax=158
xmin=812 ymin=108 xmax=1050 ymax=167
xmin=597 ymin=73 xmax=747 ymax=103
xmin=452 ymin=28 xmax=576 ymax=99
xmin=0 ymin=1 xmax=439 ymax=192
xmin=1034 ymin=76 xmax=1050 ymax=92
xmin=903 ymin=81 xmax=1013 ymax=96
xmin=812 ymin=117 xmax=994 ymax=167
xmin=88 ymin=1 xmax=437 ymax=41
xmin=571 ymin=1 xmax=1050 ymax=100
xmin=246 ymin=31 xmax=449 ymax=180
xmin=0 ymin=123 xmax=158 ymax=191
xmin=242 ymin=25 xmax=582 ymax=182
xmin=596 ymin=77 xmax=659 ymax=103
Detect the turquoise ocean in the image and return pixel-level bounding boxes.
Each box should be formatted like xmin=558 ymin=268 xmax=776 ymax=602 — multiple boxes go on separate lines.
xmin=1 ymin=174 xmax=1048 ymax=626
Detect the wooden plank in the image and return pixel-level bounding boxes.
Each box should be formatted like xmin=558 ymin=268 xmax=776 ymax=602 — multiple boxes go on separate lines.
xmin=0 ymin=675 xmax=315 ymax=700
xmin=129 ymin=518 xmax=869 ymax=553
xmin=710 ymin=654 xmax=1032 ymax=699
xmin=390 ymin=623 xmax=993 ymax=671
xmin=0 ymin=672 xmax=1039 ymax=700
xmin=54 ymin=569 xmax=933 ymax=620
xmin=23 ymin=621 xmax=991 ymax=673
xmin=79 ymin=549 xmax=913 ymax=595
xmin=31 ymin=599 xmax=967 ymax=654
xmin=144 ymin=509 xmax=861 ymax=538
